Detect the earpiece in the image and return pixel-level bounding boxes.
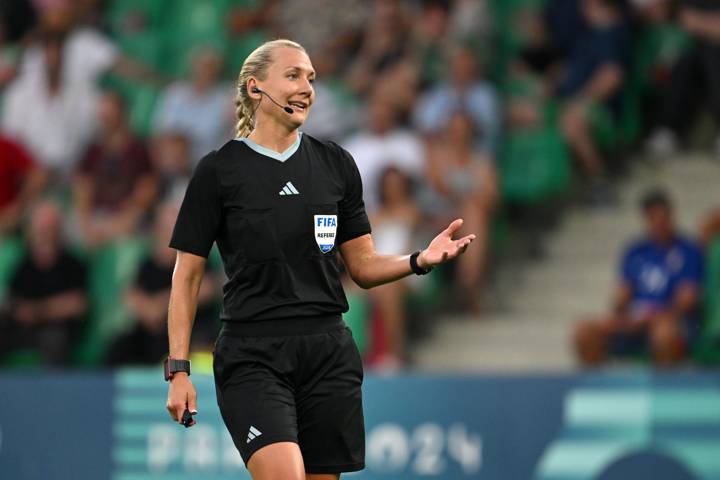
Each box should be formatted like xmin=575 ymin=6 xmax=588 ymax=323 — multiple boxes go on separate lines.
xmin=250 ymin=86 xmax=295 ymax=114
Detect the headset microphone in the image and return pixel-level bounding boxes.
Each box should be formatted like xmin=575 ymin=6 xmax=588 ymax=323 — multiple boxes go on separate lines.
xmin=251 ymin=86 xmax=294 ymax=114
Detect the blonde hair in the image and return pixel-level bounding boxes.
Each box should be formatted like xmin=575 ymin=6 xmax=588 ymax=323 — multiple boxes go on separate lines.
xmin=234 ymin=39 xmax=307 ymax=138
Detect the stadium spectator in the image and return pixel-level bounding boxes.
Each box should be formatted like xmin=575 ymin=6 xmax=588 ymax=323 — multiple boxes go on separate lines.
xmin=344 ymin=90 xmax=425 ymax=213
xmin=19 ymin=0 xmax=160 ymax=87
xmin=410 ymin=0 xmax=453 ymax=91
xmin=345 ymin=0 xmax=415 ymax=102
xmin=0 ymin=136 xmax=47 ymax=235
xmin=368 ymin=166 xmax=423 ymax=369
xmin=645 ymin=0 xmax=720 ymax=157
xmin=105 ymin=203 xmax=220 ymax=366
xmin=1 ymin=0 xmax=162 ymax=179
xmin=574 ymin=188 xmax=704 ymax=366
xmin=420 ymin=112 xmax=498 ymax=311
xmin=297 ymin=47 xmax=359 ymax=141
xmin=414 ymin=44 xmax=500 ymax=154
xmin=1 ymin=31 xmax=97 ymax=179
xmin=629 ymin=0 xmax=688 ymax=136
xmin=150 ymin=133 xmax=192 ymax=204
xmin=448 ymin=0 xmax=492 ymax=45
xmin=545 ymin=0 xmax=589 ymax=58
xmin=268 ymin=0 xmax=367 ymax=59
xmin=555 ymin=0 xmax=629 ymax=204
xmin=226 ymin=0 xmax=273 ymax=37
xmin=505 ymin=6 xmax=560 ymax=131
xmin=153 ymin=46 xmax=234 ymax=164
xmin=72 ymin=90 xmax=157 ymax=248
xmin=0 ymin=199 xmax=88 ymax=365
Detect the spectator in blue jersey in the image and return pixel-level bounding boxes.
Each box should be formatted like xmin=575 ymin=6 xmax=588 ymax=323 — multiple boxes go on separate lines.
xmin=574 ymin=188 xmax=704 ymax=366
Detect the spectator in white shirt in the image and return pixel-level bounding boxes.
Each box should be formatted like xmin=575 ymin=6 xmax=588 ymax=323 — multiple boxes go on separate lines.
xmin=344 ymin=90 xmax=425 ymax=213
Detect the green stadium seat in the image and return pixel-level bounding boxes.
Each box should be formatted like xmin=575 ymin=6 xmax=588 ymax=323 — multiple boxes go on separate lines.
xmin=74 ymin=238 xmax=150 ymax=365
xmin=224 ymin=30 xmax=270 ymax=79
xmin=0 ymin=236 xmax=25 ymax=304
xmin=159 ymin=0 xmax=232 ymax=76
xmin=499 ymin=127 xmax=571 ymax=204
xmin=117 ymin=32 xmax=163 ymax=70
xmin=0 ymin=349 xmax=44 ymax=368
xmin=693 ymin=238 xmax=720 ymax=364
xmin=127 ymin=84 xmax=161 ymax=138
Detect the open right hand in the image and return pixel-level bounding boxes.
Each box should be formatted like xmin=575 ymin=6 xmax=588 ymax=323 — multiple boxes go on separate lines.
xmin=166 ymin=373 xmax=198 ymax=427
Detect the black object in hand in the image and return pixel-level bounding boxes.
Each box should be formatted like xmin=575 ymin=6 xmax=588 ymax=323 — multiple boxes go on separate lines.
xmin=181 ymin=408 xmax=195 ymax=428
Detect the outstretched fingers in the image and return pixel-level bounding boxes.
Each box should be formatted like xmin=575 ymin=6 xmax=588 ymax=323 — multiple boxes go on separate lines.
xmin=456 ymin=234 xmax=475 ymax=254
xmin=445 ymin=218 xmax=464 ymax=237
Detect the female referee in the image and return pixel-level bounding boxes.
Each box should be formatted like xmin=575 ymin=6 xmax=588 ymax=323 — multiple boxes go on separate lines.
xmin=165 ymin=39 xmax=476 ymax=480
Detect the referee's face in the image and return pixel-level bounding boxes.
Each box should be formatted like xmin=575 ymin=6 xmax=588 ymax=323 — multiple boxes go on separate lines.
xmin=262 ymin=47 xmax=315 ymax=127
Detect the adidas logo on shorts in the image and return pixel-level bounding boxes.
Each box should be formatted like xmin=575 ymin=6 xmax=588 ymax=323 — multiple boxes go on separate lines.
xmin=246 ymin=425 xmax=262 ymax=444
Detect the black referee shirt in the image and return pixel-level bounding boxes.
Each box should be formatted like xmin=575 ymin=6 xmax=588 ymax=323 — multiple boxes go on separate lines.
xmin=169 ymin=132 xmax=371 ymax=324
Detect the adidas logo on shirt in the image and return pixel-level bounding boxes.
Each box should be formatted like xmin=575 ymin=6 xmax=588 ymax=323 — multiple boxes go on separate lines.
xmin=279 ymin=181 xmax=300 ymax=195
xmin=246 ymin=426 xmax=262 ymax=444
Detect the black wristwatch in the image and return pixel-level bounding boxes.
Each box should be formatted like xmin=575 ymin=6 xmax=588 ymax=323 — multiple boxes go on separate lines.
xmin=410 ymin=250 xmax=432 ymax=275
xmin=164 ymin=357 xmax=191 ymax=381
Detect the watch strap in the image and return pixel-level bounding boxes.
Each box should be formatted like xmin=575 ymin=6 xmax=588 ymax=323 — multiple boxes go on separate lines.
xmin=164 ymin=357 xmax=191 ymax=381
xmin=410 ymin=250 xmax=432 ymax=275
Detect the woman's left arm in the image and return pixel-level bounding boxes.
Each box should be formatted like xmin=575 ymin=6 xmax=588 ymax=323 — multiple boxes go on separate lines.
xmin=340 ymin=218 xmax=476 ymax=289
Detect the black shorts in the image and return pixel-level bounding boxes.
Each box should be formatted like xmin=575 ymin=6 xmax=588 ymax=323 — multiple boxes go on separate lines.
xmin=212 ymin=316 xmax=365 ymax=474
xmin=608 ymin=316 xmax=699 ymax=357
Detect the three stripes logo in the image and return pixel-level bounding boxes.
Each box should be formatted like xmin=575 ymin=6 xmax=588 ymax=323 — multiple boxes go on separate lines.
xmin=279 ymin=181 xmax=300 ymax=195
xmin=246 ymin=426 xmax=262 ymax=444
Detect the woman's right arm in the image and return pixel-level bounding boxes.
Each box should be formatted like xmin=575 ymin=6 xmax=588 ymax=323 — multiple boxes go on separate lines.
xmin=166 ymin=250 xmax=207 ymax=426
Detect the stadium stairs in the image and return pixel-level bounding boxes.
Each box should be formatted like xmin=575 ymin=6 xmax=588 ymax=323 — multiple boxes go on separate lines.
xmin=412 ymin=153 xmax=720 ymax=372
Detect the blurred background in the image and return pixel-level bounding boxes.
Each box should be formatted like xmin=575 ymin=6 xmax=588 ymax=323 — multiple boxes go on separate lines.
xmin=2 ymin=0 xmax=720 ymax=479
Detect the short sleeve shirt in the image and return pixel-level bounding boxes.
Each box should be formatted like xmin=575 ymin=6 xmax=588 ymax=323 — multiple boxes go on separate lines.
xmin=78 ymin=138 xmax=152 ymax=212
xmin=620 ymin=235 xmax=703 ymax=313
xmin=10 ymin=249 xmax=87 ymax=301
xmin=558 ymin=22 xmax=628 ymax=109
xmin=169 ymin=133 xmax=371 ymax=323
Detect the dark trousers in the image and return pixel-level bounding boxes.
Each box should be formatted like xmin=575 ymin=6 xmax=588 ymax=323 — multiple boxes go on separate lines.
xmin=661 ymin=40 xmax=720 ymax=139
xmin=0 ymin=313 xmax=82 ymax=365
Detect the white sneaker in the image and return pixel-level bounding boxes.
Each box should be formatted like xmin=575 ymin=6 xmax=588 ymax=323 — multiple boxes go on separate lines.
xmin=645 ymin=128 xmax=679 ymax=158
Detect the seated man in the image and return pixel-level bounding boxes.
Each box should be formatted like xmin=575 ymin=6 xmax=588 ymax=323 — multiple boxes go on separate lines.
xmin=555 ymin=0 xmax=628 ymax=203
xmin=0 ymin=200 xmax=88 ymax=365
xmin=72 ymin=90 xmax=157 ymax=248
xmin=105 ymin=202 xmax=220 ymax=366
xmin=574 ymin=188 xmax=703 ymax=366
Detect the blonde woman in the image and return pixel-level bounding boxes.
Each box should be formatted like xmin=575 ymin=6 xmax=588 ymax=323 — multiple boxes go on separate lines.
xmin=165 ymin=39 xmax=476 ymax=480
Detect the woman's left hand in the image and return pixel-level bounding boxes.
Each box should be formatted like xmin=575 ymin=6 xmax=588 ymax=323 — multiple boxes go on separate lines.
xmin=418 ymin=219 xmax=476 ymax=269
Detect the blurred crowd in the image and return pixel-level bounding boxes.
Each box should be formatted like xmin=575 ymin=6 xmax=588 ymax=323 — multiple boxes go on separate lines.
xmin=1 ymin=0 xmax=720 ymax=371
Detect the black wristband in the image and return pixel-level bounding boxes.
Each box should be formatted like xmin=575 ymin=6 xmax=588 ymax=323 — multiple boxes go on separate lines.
xmin=164 ymin=357 xmax=191 ymax=381
xmin=410 ymin=250 xmax=432 ymax=275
